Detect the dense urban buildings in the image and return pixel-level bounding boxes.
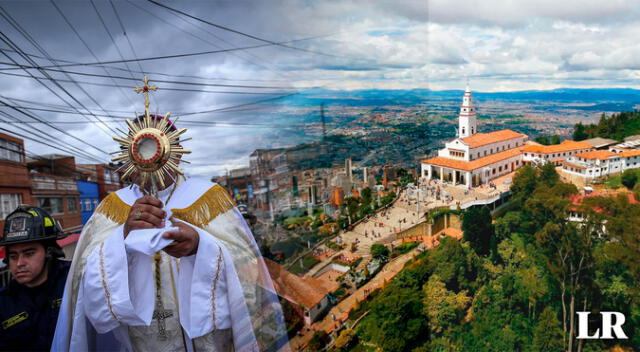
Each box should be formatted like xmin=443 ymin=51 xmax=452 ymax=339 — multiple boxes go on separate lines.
xmin=0 ymin=133 xmax=123 ymax=262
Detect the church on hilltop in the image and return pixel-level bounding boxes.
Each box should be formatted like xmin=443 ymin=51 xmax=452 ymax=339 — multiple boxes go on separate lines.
xmin=421 ymin=85 xmax=529 ymax=187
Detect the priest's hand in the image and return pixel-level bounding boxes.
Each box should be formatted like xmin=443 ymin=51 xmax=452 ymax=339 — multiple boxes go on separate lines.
xmin=124 ymin=196 xmax=166 ymax=238
xmin=162 ymin=220 xmax=199 ymax=258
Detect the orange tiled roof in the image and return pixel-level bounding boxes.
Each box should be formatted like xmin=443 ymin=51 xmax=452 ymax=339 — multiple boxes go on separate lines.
xmin=264 ymin=259 xmax=335 ymax=309
xmin=422 ymin=146 xmax=524 ymax=171
xmin=460 ymin=129 xmax=526 ymax=148
xmin=522 ymin=140 xmax=592 ymax=154
xmin=570 ymin=192 xmax=639 ymax=212
xmin=619 ymin=149 xmax=640 ymax=157
xmin=575 ymin=150 xmax=618 ymax=161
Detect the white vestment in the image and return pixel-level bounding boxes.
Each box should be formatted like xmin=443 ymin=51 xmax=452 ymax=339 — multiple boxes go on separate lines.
xmin=52 ymin=178 xmax=289 ymax=352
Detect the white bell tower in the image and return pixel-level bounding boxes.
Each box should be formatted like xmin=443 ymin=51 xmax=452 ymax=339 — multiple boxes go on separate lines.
xmin=458 ymin=83 xmax=477 ymax=138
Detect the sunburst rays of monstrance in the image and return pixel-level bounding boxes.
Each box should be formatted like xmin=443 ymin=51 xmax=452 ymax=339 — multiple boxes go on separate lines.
xmin=111 ymin=77 xmax=191 ymax=196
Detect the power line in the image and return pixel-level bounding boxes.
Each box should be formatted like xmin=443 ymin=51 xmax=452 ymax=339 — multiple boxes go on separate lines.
xmin=0 ymin=125 xmax=105 ymax=163
xmin=0 ymin=7 xmax=122 ymax=138
xmin=108 ymin=0 xmax=144 ymax=74
xmin=0 ymin=30 xmax=336 ymax=71
xmin=124 ymin=0 xmax=298 ymax=83
xmin=0 ymin=66 xmax=296 ymax=89
xmin=0 ymin=94 xmax=291 ymax=118
xmin=49 ymin=0 xmax=130 ymax=132
xmin=0 ymin=5 xmax=120 ymax=136
xmin=146 ymin=0 xmax=346 ymax=59
xmin=0 ymin=143 xmax=109 ymax=182
xmin=89 ymin=0 xmax=158 ymax=110
xmin=0 ymin=119 xmax=312 ymax=129
xmin=0 ymin=54 xmax=294 ymax=83
xmin=0 ymin=99 xmax=109 ymax=159
xmin=0 ymin=111 xmax=106 ymax=163
xmin=179 ymin=91 xmax=299 ymax=116
xmin=49 ymin=0 xmax=136 ymax=109
xmin=87 ymin=0 xmax=138 ymax=80
xmin=0 ymin=44 xmax=113 ymax=155
xmin=0 ymin=71 xmax=294 ymax=94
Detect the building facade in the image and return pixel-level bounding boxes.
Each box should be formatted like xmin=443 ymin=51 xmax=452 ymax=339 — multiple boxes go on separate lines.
xmin=27 ymin=155 xmax=83 ymax=236
xmin=522 ymin=140 xmax=593 ymax=166
xmin=77 ymin=180 xmax=100 ymax=225
xmin=76 ymin=164 xmax=123 ymax=200
xmin=561 ymin=149 xmax=640 ymax=180
xmin=0 ymin=132 xmax=31 ymax=233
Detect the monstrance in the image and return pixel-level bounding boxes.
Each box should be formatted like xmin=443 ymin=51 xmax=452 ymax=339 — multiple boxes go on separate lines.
xmin=111 ymin=77 xmax=191 ymax=196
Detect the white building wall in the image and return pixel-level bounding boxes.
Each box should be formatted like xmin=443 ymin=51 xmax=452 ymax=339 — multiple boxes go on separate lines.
xmin=307 ymin=296 xmax=330 ymax=324
xmin=562 ymin=155 xmax=632 ymax=180
xmin=522 ymin=148 xmax=593 ymax=165
xmin=623 ymin=155 xmax=640 ymax=169
xmin=440 ymin=139 xmax=470 ymax=160
xmin=467 ymin=136 xmax=527 ymax=160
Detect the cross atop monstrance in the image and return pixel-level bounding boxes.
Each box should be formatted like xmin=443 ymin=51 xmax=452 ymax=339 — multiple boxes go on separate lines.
xmin=134 ymin=76 xmax=158 ymax=118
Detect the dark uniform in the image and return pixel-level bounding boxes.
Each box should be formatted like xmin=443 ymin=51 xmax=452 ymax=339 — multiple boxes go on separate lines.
xmin=0 ymin=206 xmax=69 ymax=351
xmin=0 ymin=260 xmax=70 ymax=351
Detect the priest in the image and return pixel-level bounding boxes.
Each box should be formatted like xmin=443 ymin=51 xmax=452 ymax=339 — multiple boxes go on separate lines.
xmin=52 ymin=108 xmax=288 ymax=351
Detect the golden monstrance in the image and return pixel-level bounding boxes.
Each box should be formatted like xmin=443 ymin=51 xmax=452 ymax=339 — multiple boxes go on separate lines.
xmin=111 ymin=77 xmax=191 ymax=196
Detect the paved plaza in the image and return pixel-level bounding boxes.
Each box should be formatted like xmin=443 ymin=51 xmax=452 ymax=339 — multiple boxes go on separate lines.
xmin=290 ymin=174 xmax=517 ymax=350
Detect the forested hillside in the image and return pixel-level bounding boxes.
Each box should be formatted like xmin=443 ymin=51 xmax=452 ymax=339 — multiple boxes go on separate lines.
xmin=328 ymin=164 xmax=640 ymax=352
xmin=574 ymin=111 xmax=640 ymax=141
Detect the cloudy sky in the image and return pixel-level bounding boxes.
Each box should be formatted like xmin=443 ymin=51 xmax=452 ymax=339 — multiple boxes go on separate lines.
xmin=1 ymin=0 xmax=639 ymax=177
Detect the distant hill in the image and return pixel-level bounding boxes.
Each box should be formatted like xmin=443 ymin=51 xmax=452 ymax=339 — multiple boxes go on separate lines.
xmin=281 ymin=87 xmax=640 ymax=109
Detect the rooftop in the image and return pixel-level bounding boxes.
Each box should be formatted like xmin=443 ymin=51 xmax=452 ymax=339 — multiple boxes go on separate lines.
xmin=522 ymin=140 xmax=592 ymax=154
xmin=619 ymin=149 xmax=640 ymax=158
xmin=570 ymin=191 xmax=639 ymax=211
xmin=583 ymin=137 xmax=618 ymax=149
xmin=265 ymin=259 xmax=336 ymax=309
xmin=460 ymin=129 xmax=526 ymax=148
xmin=575 ymin=150 xmax=619 ymax=161
xmin=422 ymin=146 xmax=525 ymax=171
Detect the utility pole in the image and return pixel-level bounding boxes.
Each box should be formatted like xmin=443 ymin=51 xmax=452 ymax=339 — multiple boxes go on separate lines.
xmin=321 ymin=103 xmax=326 ymax=139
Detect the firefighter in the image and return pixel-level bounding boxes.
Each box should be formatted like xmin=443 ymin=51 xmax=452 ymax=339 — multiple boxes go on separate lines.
xmin=0 ymin=206 xmax=70 ymax=351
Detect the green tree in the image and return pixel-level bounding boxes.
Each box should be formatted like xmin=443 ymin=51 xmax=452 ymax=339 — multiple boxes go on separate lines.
xmin=358 ymin=286 xmax=428 ymax=351
xmin=539 ymin=162 xmax=559 ymax=187
xmin=307 ymin=331 xmax=329 ymax=351
xmin=462 ymin=206 xmax=494 ymax=256
xmin=371 ymin=243 xmax=390 ymax=260
xmin=573 ymin=122 xmax=588 ymax=141
xmin=621 ymin=169 xmax=638 ymax=189
xmin=494 ymin=211 xmax=525 ymax=241
xmin=423 ymin=274 xmax=471 ymax=336
xmin=431 ymin=237 xmax=473 ymax=291
xmin=535 ymin=135 xmax=551 ymax=145
xmin=531 ymin=307 xmax=564 ymax=352
xmin=511 ymin=165 xmax=538 ymax=206
xmin=551 ymin=135 xmax=561 ymax=145
xmin=597 ymin=112 xmax=609 ymax=136
xmin=361 ymin=187 xmax=372 ymax=204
